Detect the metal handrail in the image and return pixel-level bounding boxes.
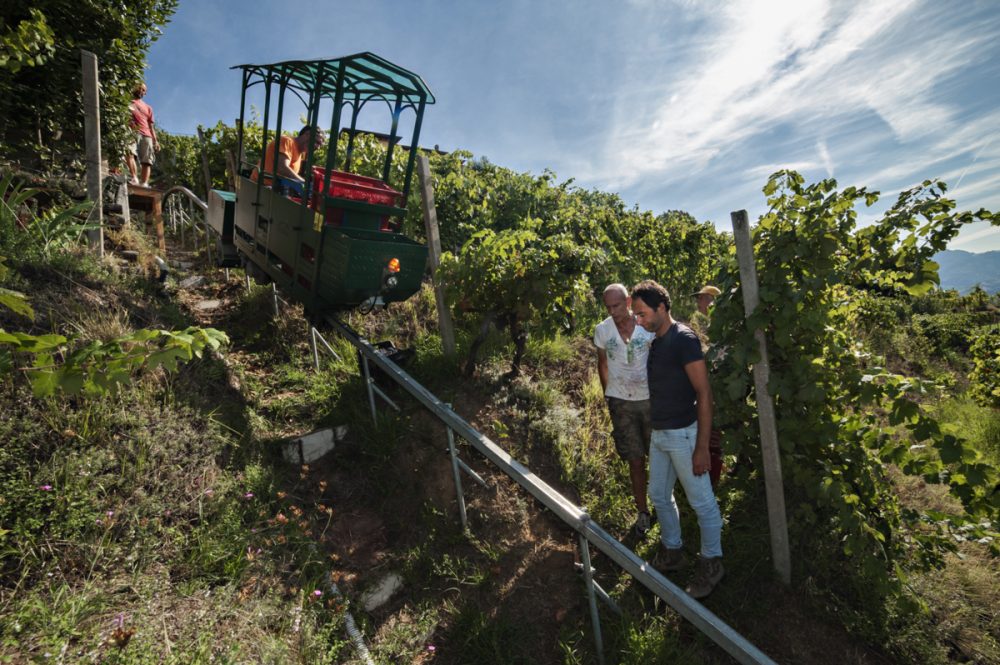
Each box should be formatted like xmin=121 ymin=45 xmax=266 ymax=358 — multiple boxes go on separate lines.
xmin=162 ymin=187 xmax=212 ymax=264
xmin=162 ymin=185 xmax=208 ymax=211
xmin=325 ymin=315 xmax=776 ymax=665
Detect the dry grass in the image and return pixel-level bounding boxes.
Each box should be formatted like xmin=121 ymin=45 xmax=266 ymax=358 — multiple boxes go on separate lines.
xmin=891 ymin=465 xmax=1000 ymax=664
xmin=909 ymin=545 xmax=1000 ymax=663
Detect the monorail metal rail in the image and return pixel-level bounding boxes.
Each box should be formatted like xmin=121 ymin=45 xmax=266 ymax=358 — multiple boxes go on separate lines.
xmin=324 ymin=315 xmax=776 ymax=665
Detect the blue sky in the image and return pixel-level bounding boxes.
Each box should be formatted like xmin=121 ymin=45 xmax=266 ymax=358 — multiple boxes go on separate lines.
xmin=147 ymin=0 xmax=1000 ymax=252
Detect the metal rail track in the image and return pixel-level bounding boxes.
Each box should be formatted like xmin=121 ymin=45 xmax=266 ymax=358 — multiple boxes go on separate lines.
xmin=324 ymin=315 xmax=777 ymax=665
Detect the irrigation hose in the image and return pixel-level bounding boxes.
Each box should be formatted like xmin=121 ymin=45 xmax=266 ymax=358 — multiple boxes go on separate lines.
xmin=328 ymin=572 xmax=376 ymax=665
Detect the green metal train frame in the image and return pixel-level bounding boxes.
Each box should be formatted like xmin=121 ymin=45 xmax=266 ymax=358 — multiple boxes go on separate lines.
xmin=213 ymin=52 xmax=434 ymax=315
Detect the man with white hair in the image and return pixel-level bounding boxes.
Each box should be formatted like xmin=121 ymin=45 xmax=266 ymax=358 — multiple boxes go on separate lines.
xmin=594 ymin=283 xmax=656 ymax=536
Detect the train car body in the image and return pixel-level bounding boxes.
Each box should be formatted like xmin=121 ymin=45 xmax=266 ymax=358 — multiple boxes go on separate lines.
xmin=208 ymin=52 xmax=435 ymax=315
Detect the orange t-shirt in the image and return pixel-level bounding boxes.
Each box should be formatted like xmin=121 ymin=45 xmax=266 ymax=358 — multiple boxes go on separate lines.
xmin=252 ymin=135 xmax=302 ymax=183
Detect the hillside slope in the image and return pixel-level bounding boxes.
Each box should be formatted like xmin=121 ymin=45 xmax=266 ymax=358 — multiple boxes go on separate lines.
xmin=936 ymin=249 xmax=1000 ymax=293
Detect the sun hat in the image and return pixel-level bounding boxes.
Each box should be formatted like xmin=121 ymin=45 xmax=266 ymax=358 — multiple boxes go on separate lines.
xmin=690 ymin=285 xmax=721 ymax=298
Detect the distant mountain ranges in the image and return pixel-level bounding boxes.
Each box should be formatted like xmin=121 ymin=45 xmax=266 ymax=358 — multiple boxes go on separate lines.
xmin=935 ymin=250 xmax=1000 ymax=294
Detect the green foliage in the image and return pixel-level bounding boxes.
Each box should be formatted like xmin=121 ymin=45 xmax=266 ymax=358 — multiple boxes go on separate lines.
xmin=0 ymin=256 xmax=31 ymax=320
xmin=970 ymin=325 xmax=1000 ymax=408
xmin=0 ymin=325 xmax=230 ymax=396
xmin=852 ymin=287 xmax=999 ymax=380
xmin=1 ymin=174 xmax=230 ymax=397
xmin=912 ymin=311 xmax=994 ymax=355
xmin=155 ymin=117 xmax=265 ymax=195
xmin=430 ymin=149 xmax=726 ymax=373
xmin=1 ymin=170 xmax=98 ymax=260
xmin=709 ymin=171 xmax=999 ymax=605
xmin=0 ymin=9 xmax=55 ymax=73
xmin=0 ymin=1 xmax=178 ymax=170
xmin=438 ymin=219 xmax=602 ymax=373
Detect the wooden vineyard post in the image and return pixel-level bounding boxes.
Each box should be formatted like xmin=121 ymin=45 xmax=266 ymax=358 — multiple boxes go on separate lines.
xmin=225 ymin=149 xmax=238 ymax=190
xmin=417 ymin=155 xmax=456 ymax=358
xmin=80 ymin=50 xmax=104 ymax=256
xmin=152 ymin=191 xmax=165 ymax=252
xmin=730 ymin=209 xmax=792 ymax=585
xmin=197 ymin=127 xmax=213 ymax=197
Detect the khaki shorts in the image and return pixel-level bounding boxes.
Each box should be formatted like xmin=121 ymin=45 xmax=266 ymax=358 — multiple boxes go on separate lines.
xmin=132 ymin=133 xmax=155 ymax=166
xmin=606 ymin=397 xmax=651 ymax=461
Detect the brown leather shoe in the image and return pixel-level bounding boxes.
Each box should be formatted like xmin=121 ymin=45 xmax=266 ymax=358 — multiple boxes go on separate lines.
xmin=685 ymin=556 xmax=724 ymax=599
xmin=654 ymin=545 xmax=687 ymax=572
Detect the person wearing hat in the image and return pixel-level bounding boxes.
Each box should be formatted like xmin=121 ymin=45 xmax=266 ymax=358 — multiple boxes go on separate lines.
xmin=691 ymin=285 xmax=721 ymax=316
xmin=688 ymin=284 xmax=725 ymax=491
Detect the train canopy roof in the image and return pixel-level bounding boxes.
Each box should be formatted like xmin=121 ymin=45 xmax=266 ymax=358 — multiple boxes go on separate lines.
xmin=232 ymin=52 xmax=435 ymax=105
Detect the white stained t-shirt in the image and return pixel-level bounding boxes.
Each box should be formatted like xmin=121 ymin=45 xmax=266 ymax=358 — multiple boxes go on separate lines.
xmin=594 ymin=316 xmax=655 ymax=401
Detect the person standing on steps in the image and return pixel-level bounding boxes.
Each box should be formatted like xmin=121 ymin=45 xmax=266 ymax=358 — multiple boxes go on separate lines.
xmin=125 ymin=82 xmax=159 ymax=187
xmin=631 ymin=279 xmax=724 ymax=599
xmin=594 ymin=283 xmax=656 ymax=538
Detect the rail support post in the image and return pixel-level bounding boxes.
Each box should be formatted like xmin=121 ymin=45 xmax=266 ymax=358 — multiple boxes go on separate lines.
xmin=272 ymin=283 xmax=280 ymax=318
xmin=308 ymin=325 xmax=342 ymax=372
xmin=445 ymin=407 xmax=469 ymax=531
xmin=311 ymin=327 xmax=321 ymax=372
xmin=360 ymin=353 xmax=378 ymax=423
xmin=578 ymin=530 xmax=605 ymax=665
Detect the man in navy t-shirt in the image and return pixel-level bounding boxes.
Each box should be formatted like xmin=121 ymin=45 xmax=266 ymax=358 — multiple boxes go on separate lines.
xmin=631 ymin=280 xmax=724 ymax=599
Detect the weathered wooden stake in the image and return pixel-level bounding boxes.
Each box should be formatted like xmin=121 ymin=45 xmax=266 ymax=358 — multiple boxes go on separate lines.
xmin=197 ymin=127 xmax=214 ymax=197
xmin=417 ymin=155 xmax=456 ymax=357
xmin=80 ymin=49 xmax=104 ymax=256
xmin=225 ymin=149 xmax=238 ymax=190
xmin=730 ymin=209 xmax=792 ymax=586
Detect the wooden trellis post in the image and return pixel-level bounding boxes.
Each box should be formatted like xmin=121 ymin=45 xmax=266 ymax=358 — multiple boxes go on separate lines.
xmin=417 ymin=154 xmax=456 ymax=358
xmin=731 ymin=209 xmax=791 ymax=585
xmin=80 ymin=49 xmax=104 ymax=256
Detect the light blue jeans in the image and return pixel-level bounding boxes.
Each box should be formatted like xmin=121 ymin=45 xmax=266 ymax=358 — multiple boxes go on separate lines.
xmin=649 ymin=423 xmax=723 ymax=558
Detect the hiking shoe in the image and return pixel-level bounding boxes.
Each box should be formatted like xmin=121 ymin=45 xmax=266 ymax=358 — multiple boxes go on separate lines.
xmin=685 ymin=556 xmax=724 ymax=599
xmin=633 ymin=511 xmax=651 ymax=537
xmin=654 ymin=545 xmax=687 ymax=572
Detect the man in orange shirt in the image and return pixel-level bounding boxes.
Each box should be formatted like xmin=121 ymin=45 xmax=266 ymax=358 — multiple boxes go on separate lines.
xmin=252 ymin=125 xmax=326 ymax=197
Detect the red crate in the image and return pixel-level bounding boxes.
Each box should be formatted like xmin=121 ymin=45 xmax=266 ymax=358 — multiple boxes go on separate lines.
xmin=311 ymin=167 xmax=402 ymax=208
xmin=311 ymin=167 xmax=401 ymax=230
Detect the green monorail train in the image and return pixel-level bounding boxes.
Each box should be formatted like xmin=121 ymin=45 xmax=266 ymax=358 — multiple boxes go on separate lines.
xmin=206 ymin=52 xmax=433 ymax=315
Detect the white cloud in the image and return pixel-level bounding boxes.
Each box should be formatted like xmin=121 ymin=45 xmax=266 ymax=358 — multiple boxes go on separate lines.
xmin=949 ymin=222 xmax=1000 ymax=250
xmin=595 ymin=0 xmax=995 ymax=195
xmin=816 ymin=139 xmax=833 ymax=177
xmin=744 ymin=161 xmax=822 ymax=180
